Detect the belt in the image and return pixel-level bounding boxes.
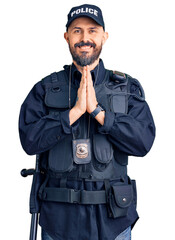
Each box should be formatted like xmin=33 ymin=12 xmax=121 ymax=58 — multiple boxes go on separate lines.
xmin=40 ymin=187 xmax=107 ymax=205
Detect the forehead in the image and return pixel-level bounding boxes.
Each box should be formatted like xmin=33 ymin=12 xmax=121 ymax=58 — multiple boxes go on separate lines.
xmin=68 ymin=17 xmax=101 ymax=30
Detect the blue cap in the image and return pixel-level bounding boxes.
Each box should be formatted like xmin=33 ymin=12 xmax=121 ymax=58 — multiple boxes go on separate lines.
xmin=66 ymin=4 xmax=105 ymax=31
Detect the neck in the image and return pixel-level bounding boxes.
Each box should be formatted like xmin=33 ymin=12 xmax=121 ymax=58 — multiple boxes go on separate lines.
xmin=73 ymin=58 xmax=100 ymax=73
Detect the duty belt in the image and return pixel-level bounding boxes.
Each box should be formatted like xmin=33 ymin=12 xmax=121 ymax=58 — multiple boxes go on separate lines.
xmin=38 ymin=177 xmax=134 ymax=219
xmin=40 ymin=187 xmax=107 ymax=204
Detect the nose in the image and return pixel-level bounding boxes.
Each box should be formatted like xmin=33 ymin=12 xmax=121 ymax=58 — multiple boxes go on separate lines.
xmin=81 ymin=31 xmax=90 ymax=43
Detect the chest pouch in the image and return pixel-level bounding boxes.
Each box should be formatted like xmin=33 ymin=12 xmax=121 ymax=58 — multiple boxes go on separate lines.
xmin=92 ymin=134 xmax=113 ymax=171
xmin=95 ymin=71 xmax=129 ymax=114
xmin=45 ymin=83 xmax=77 ymax=109
xmin=43 ymin=71 xmax=78 ymax=110
xmin=43 ymin=72 xmax=78 ymax=173
xmin=107 ymin=78 xmax=128 ymax=114
xmin=48 ymin=135 xmax=74 ymax=173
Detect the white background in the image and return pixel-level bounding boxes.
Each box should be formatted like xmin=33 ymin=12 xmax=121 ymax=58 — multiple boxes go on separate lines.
xmin=1 ymin=0 xmax=175 ymax=239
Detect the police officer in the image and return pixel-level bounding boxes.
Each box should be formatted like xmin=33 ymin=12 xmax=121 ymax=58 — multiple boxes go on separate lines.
xmin=19 ymin=4 xmax=155 ymax=240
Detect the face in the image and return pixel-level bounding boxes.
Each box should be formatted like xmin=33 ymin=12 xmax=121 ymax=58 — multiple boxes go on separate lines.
xmin=64 ymin=17 xmax=108 ymax=67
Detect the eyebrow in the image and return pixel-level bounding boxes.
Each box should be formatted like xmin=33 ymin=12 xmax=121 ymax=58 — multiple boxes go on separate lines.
xmin=73 ymin=27 xmax=81 ymax=30
xmin=72 ymin=26 xmax=98 ymax=30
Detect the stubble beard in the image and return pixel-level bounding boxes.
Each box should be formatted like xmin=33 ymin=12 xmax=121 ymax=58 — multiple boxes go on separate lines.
xmin=69 ymin=42 xmax=102 ymax=67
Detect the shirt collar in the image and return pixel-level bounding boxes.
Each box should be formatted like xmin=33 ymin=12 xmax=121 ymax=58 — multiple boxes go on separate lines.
xmin=64 ymin=59 xmax=106 ymax=87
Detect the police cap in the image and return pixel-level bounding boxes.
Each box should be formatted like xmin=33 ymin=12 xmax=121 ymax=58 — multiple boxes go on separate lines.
xmin=66 ymin=4 xmax=105 ymax=31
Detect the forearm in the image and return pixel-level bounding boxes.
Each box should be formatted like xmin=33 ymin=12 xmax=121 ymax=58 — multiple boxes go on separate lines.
xmin=69 ymin=106 xmax=84 ymax=125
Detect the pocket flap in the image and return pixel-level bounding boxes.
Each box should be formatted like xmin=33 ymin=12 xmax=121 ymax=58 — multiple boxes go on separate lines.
xmin=112 ymin=184 xmax=133 ymax=208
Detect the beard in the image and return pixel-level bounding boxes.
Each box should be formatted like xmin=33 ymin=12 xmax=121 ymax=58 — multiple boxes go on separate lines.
xmin=69 ymin=41 xmax=102 ymax=67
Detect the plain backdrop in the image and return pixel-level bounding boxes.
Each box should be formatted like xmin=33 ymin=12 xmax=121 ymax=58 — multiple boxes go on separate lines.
xmin=1 ymin=0 xmax=175 ymax=239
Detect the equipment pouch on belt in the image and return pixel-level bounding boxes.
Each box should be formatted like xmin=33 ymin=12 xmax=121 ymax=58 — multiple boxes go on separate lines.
xmin=107 ymin=183 xmax=133 ymax=218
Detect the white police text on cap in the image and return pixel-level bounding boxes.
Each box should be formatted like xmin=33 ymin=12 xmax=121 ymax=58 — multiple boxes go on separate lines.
xmin=71 ymin=7 xmax=98 ymax=18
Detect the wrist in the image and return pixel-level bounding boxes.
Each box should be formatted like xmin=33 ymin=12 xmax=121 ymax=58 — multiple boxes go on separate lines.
xmin=90 ymin=104 xmax=104 ymax=118
xmin=69 ymin=106 xmax=84 ymax=126
xmin=89 ymin=102 xmax=98 ymax=114
xmin=73 ymin=105 xmax=85 ymax=116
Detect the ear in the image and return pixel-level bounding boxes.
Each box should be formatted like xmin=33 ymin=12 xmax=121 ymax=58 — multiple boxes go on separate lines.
xmin=102 ymin=32 xmax=109 ymax=45
xmin=64 ymin=32 xmax=69 ymax=43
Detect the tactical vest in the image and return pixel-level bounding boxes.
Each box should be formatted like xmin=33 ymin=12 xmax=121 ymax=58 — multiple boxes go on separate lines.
xmin=41 ymin=66 xmax=144 ymax=181
xmin=39 ymin=66 xmax=144 ymax=218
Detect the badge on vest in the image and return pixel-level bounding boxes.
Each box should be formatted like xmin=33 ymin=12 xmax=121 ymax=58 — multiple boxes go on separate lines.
xmin=72 ymin=139 xmax=91 ymax=164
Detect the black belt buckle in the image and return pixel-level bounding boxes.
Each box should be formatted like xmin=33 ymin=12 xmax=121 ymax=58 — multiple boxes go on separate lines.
xmin=69 ymin=189 xmax=81 ymax=204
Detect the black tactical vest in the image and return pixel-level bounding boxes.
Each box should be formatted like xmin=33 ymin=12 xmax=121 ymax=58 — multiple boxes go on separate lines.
xmin=41 ymin=67 xmax=144 ymax=181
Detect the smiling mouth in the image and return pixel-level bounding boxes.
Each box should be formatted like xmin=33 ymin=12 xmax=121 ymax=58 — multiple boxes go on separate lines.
xmin=74 ymin=41 xmax=96 ymax=50
xmin=78 ymin=46 xmax=92 ymax=51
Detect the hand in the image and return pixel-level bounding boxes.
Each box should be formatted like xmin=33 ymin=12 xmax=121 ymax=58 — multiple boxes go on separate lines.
xmin=74 ymin=67 xmax=87 ymax=115
xmin=69 ymin=65 xmax=105 ymax=126
xmin=86 ymin=65 xmax=98 ymax=114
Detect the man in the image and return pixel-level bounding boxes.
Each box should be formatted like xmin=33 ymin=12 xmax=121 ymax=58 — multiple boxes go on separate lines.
xmin=19 ymin=4 xmax=155 ymax=240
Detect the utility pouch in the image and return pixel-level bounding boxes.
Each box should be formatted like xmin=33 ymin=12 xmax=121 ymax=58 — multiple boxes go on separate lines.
xmin=107 ymin=183 xmax=133 ymax=218
xmin=93 ymin=134 xmax=113 ymax=164
xmin=48 ymin=135 xmax=74 ymax=173
xmin=93 ymin=134 xmax=113 ymax=171
xmin=72 ymin=138 xmax=91 ymax=164
xmin=114 ymin=149 xmax=128 ymax=166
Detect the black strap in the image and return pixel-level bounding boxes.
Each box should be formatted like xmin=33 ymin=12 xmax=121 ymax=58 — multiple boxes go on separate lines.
xmin=104 ymin=179 xmax=113 ymax=218
xmin=40 ymin=187 xmax=107 ymax=205
xmin=60 ymin=177 xmax=67 ymax=188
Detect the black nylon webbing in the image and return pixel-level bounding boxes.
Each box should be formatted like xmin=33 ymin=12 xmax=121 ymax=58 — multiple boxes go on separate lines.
xmin=40 ymin=187 xmax=107 ymax=205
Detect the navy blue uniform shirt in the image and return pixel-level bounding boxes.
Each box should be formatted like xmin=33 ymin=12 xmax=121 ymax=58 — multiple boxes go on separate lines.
xmin=19 ymin=59 xmax=155 ymax=240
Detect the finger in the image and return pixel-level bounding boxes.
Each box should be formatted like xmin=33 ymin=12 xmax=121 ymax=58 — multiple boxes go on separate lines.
xmin=86 ymin=66 xmax=90 ymax=91
xmin=83 ymin=67 xmax=87 ymax=86
xmin=80 ymin=67 xmax=86 ymax=90
xmin=79 ymin=67 xmax=86 ymax=88
xmin=84 ymin=66 xmax=87 ymax=84
xmin=87 ymin=66 xmax=93 ymax=87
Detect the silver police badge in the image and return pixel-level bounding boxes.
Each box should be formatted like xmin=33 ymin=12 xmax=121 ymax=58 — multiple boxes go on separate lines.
xmin=72 ymin=138 xmax=91 ymax=164
xmin=76 ymin=143 xmax=88 ymax=158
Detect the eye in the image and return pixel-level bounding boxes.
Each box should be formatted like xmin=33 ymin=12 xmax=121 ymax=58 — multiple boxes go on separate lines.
xmin=74 ymin=29 xmax=81 ymax=34
xmin=89 ymin=29 xmax=96 ymax=33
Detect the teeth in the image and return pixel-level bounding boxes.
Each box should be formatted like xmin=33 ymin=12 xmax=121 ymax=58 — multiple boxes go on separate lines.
xmin=79 ymin=46 xmax=91 ymax=49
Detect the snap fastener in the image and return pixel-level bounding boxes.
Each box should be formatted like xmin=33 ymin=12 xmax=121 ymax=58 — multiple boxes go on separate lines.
xmin=52 ymin=86 xmax=61 ymax=93
xmin=122 ymin=197 xmax=127 ymax=202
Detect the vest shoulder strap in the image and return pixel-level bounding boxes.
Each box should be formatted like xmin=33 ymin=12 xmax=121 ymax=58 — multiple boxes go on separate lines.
xmin=42 ymin=69 xmax=68 ymax=86
xmin=110 ymin=69 xmax=145 ymax=101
